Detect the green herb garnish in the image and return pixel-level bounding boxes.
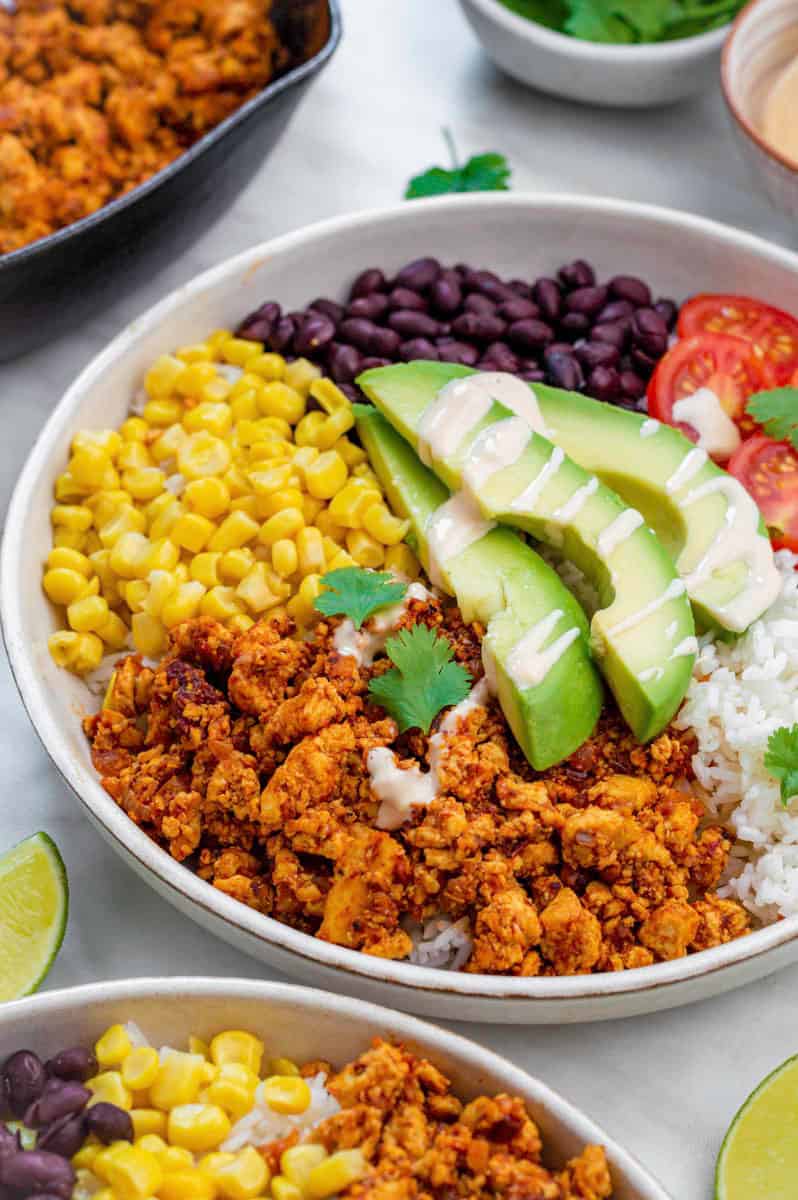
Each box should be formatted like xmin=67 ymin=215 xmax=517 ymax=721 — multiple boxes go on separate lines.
xmin=314 ymin=567 xmax=407 ymax=630
xmin=764 ymin=724 xmax=798 ymax=807
xmin=368 ymin=624 xmax=472 ymax=734
xmin=746 ymin=388 xmax=798 ymax=451
xmin=405 ymin=129 xmax=511 ymax=200
xmin=498 ymin=0 xmax=745 ymax=44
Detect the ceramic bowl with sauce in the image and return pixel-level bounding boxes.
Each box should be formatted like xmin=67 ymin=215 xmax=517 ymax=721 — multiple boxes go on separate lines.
xmin=722 ymin=0 xmax=798 ymax=221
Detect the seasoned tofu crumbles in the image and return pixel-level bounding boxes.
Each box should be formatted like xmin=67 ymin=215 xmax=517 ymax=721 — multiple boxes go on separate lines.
xmin=84 ymin=594 xmax=750 ymax=977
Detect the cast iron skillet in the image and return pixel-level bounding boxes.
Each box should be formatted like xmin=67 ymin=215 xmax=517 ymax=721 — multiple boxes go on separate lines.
xmin=0 ymin=0 xmax=342 ymax=360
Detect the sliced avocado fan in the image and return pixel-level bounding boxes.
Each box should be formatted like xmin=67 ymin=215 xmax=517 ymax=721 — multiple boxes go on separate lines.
xmin=354 ymin=405 xmax=603 ymax=770
xmin=358 ymin=362 xmax=696 ymax=743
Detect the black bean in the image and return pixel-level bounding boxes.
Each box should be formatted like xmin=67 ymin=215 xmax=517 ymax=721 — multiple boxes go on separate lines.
xmin=559 ymin=312 xmax=591 ymax=340
xmin=309 ymin=297 xmax=344 ymax=325
xmin=338 ymin=384 xmax=361 ymax=402
xmin=360 ymin=357 xmax=391 ymax=372
xmin=395 ymin=257 xmax=441 ymax=291
xmin=630 ymin=347 xmax=659 ymax=377
xmin=37 ymin=1113 xmax=87 ymax=1159
xmin=654 ymin=298 xmax=678 ymax=330
xmin=430 ymin=276 xmax=462 ymax=315
xmin=498 ymin=298 xmax=540 ymax=322
xmin=3 ymin=1051 xmax=45 ymax=1118
xmin=558 ymin=260 xmax=595 ymax=289
xmin=326 ymin=342 xmax=362 ymax=383
xmin=597 ymin=299 xmax=636 ymax=324
xmin=0 ymin=1125 xmax=19 ymax=1158
xmin=338 ymin=317 xmax=379 ymax=352
xmin=45 ymin=1048 xmax=97 ymax=1085
xmin=547 ymin=341 xmax=576 ymax=356
xmin=268 ymin=316 xmax=296 ymax=354
xmin=507 ymin=318 xmax=554 ymax=351
xmin=388 ymin=311 xmax=440 ymax=339
xmin=518 ymin=367 xmax=546 ymax=382
xmin=349 ymin=268 xmax=386 ymax=299
xmin=293 ymin=313 xmax=336 ymax=358
xmin=472 ymin=270 xmax=516 ymax=302
xmin=436 ymin=338 xmax=480 ymax=366
xmin=464 ymin=293 xmax=496 ymax=316
xmin=85 ymin=1102 xmax=134 ymax=1145
xmin=587 ymin=365 xmax=621 ymax=402
xmin=609 ymin=275 xmax=652 ymax=307
xmin=532 ymin=277 xmax=562 ymax=322
xmin=619 ymin=370 xmax=647 ymax=399
xmin=26 ymin=1080 xmax=89 ymax=1130
xmin=576 ymin=341 xmax=620 ymax=370
xmin=388 ymin=287 xmax=428 ymax=312
xmin=0 ymin=1151 xmax=75 ymax=1199
xmin=399 ymin=338 xmax=439 ymax=361
xmin=346 ymin=294 xmax=390 ymax=321
xmin=456 ymin=265 xmax=483 ymax=292
xmin=451 ymin=312 xmax=508 ymax=343
xmin=509 ymin=279 xmax=533 ymax=299
xmin=592 ymin=321 xmax=628 ymax=349
xmin=236 ymin=300 xmax=281 ymax=341
xmin=369 ymin=326 xmax=401 ymax=358
xmin=565 ymin=285 xmax=609 ymax=316
xmin=545 ymin=349 xmax=584 ymax=391
xmin=631 ymin=308 xmax=668 ymax=358
xmin=480 ymin=342 xmax=520 ymax=373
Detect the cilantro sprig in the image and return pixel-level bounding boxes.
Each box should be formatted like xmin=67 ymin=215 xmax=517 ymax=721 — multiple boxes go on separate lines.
xmin=764 ymin=724 xmax=798 ymax=807
xmin=405 ymin=129 xmax=510 ymax=200
xmin=746 ymin=388 xmax=798 ymax=451
xmin=314 ymin=567 xmax=407 ymax=630
xmin=368 ymin=624 xmax=472 ymax=734
xmin=498 ymin=0 xmax=744 ymax=43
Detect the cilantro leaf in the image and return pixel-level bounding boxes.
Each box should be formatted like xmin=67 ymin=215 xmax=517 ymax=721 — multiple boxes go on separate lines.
xmin=764 ymin=724 xmax=798 ymax=806
xmin=564 ymin=0 xmax=637 ymax=41
xmin=368 ymin=624 xmax=472 ymax=734
xmin=314 ymin=567 xmax=407 ymax=630
xmin=406 ymin=130 xmax=510 ymax=200
xmin=746 ymin=388 xmax=798 ymax=450
xmin=502 ymin=0 xmax=745 ymax=42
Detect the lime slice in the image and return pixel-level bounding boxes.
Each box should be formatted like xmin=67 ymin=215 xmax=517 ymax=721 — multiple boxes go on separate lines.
xmin=0 ymin=833 xmax=68 ymax=1001
xmin=716 ymin=1055 xmax=798 ymax=1199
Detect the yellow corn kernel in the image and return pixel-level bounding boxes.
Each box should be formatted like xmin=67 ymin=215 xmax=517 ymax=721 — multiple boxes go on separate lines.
xmin=130 ymin=1108 xmax=167 ymax=1139
xmin=121 ymin=416 xmax=149 ymax=442
xmin=309 ymin=377 xmax=349 ymax=414
xmin=236 ymin=564 xmax=281 ymax=614
xmin=307 ymin=1150 xmax=366 ymax=1200
xmin=248 ymin=463 xmax=292 ymax=497
xmin=314 ymin=509 xmax=346 ymax=544
xmin=203 ymin=1066 xmax=257 ymax=1122
xmin=209 ymin=1032 xmax=264 ymax=1074
xmin=221 ymin=465 xmax=250 ymax=499
xmin=258 ymin=416 xmax=293 ymax=440
xmin=147 ymin=538 xmax=181 ymax=573
xmin=352 ymin=463 xmax=380 ymax=484
xmin=177 ymin=433 xmax=232 ymax=481
xmin=229 ymin=391 xmax=260 ymax=424
xmin=296 ymin=527 xmax=325 ymax=577
xmin=184 ymin=401 xmax=233 ymax=438
xmin=280 ymin=1145 xmax=326 ymax=1190
xmin=167 ymin=1103 xmax=231 ymax=1153
xmin=170 ymin=512 xmax=216 ymax=554
xmin=271 ymin=539 xmax=298 ymax=579
xmin=105 ymin=1144 xmax=163 ymax=1199
xmin=258 ymin=382 xmax=305 ymax=424
xmin=294 ymin=411 xmax=327 ymax=448
xmin=46 ymin=546 xmax=92 ymax=576
xmin=222 ymin=337 xmax=262 ymax=366
xmin=52 ymin=528 xmax=87 ymax=551
xmin=88 ymin=486 xmax=134 ymax=523
xmin=258 ymin=507 xmax=304 ymax=547
xmin=67 ymin=594 xmax=110 ymax=635
xmin=83 ymin=531 xmax=103 ymax=555
xmin=110 ymin=532 xmax=153 ymax=579
xmin=175 ymin=362 xmax=219 ymax=398
xmin=199 ymin=586 xmax=242 ymax=622
xmin=286 ymin=593 xmax=314 ymax=628
xmin=210 ymin=1145 xmax=269 ymax=1200
xmin=149 ymin=499 xmax=185 ymax=541
xmin=122 ymin=1047 xmax=160 ymax=1091
xmin=144 ymin=398 xmax=184 ymax=427
xmin=327 ymin=481 xmax=381 ymax=529
xmin=96 ymin=1024 xmax=133 ymax=1069
xmin=185 ymin=477 xmax=231 ymax=520
xmin=123 ymin=467 xmax=166 ymax=502
xmin=43 ymin=566 xmax=89 ymax=607
xmin=131 ymin=612 xmax=166 ymax=658
xmin=334 ymin=437 xmax=367 ymax=468
xmin=48 ymin=631 xmax=80 ymax=669
xmin=208 ymin=511 xmax=260 ymax=553
xmin=327 ymin=549 xmax=357 ymax=571
xmin=362 ymin=504 xmax=410 ymax=547
xmin=87 ymin=1071 xmax=133 ymax=1110
xmin=201 ymin=376 xmax=233 ymax=404
xmin=54 ymin=469 xmax=93 ymax=502
xmin=161 ymin=581 xmax=206 ymax=628
xmin=290 ymin=443 xmax=319 ymax=474
xmin=248 ymin=438 xmax=291 ymax=466
xmin=51 ymin=504 xmax=93 ymax=532
xmin=346 ymin=529 xmax=384 ymax=568
xmin=92 ymin=1143 xmax=128 ymax=1183
xmin=304 ymin=450 xmax=347 ymax=501
xmin=228 ymin=614 xmax=254 ymax=634
xmin=73 ymin=1143 xmax=101 ymax=1170
xmin=135 ymin=1134 xmax=167 ymax=1157
xmin=99 ymin=505 xmax=147 ymax=549
xmin=150 ymin=1052 xmax=205 ymax=1111
xmin=189 ymin=552 xmax=222 ymax=589
xmin=284 ymin=358 xmax=321 ymax=395
xmin=247 ymin=352 xmax=285 ymax=381
xmin=206 ymin=328 xmax=232 ymax=352
xmin=257 ymin=488 xmax=304 ymax=520
xmin=201 ymin=1060 xmax=219 ymax=1085
xmin=158 ymin=1169 xmax=216 ymax=1200
xmin=321 ymin=536 xmax=341 ymax=566
xmin=157 ymin=1145 xmax=195 ymax=1172
xmin=323 ymin=406 xmax=356 ymax=441
xmin=176 ymin=342 xmax=214 ymax=364
xmin=96 ymin=611 xmax=130 ymax=651
xmin=70 ymin=445 xmax=117 ymax=491
xmin=300 ymin=494 xmax=324 ymax=525
xmin=271 ymin=1177 xmax=302 ymax=1200
xmin=189 ymin=1036 xmax=210 ymax=1059
xmin=150 ymin=423 xmax=188 ymax=463
xmin=218 ymin=548 xmax=256 ymax=583
xmin=384 ymin=543 xmax=420 ymax=578
xmin=260 ymin=1076 xmax=311 ymax=1116
xmin=126 ymin=578 xmax=151 ymax=613
xmin=269 ymin=1058 xmax=300 ymax=1078
xmin=229 ymin=496 xmax=259 ymax=520
xmin=117 ymin=442 xmax=152 ymax=471
xmin=145 ymin=354 xmax=186 ymax=399
xmin=73 ymin=632 xmax=104 ymax=673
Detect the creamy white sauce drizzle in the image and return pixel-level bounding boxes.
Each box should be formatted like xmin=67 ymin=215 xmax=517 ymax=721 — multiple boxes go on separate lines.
xmin=426 ymin=492 xmax=495 ymax=590
xmin=640 ymin=418 xmax=660 ymax=439
xmin=608 ymin=578 xmax=687 ymax=637
xmin=552 ymin=475 xmax=599 ymax=523
xmin=510 ymin=446 xmax=565 ymax=513
xmin=333 ymin=582 xmax=430 ymax=666
xmin=638 ymin=666 xmax=664 ymax=683
xmin=670 ymin=636 xmax=698 ymax=659
xmin=462 ymin=417 xmax=530 ymax=495
xmin=672 ymin=388 xmax=742 ymax=459
xmin=418 ymin=372 xmax=547 ymax=467
xmin=505 ymin=609 xmax=580 ymax=690
xmin=596 ymin=509 xmax=644 ymax=558
xmin=665 ymin=447 xmax=708 ymax=495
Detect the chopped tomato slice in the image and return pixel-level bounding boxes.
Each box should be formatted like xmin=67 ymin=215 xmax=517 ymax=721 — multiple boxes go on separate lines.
xmin=647 ymin=333 xmax=764 ymax=451
xmin=678 ymin=294 xmax=798 ymax=385
xmin=727 ymin=434 xmax=798 ymax=552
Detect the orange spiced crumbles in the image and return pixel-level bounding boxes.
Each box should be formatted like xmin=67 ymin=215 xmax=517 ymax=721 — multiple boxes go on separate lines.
xmin=84 ymin=592 xmax=751 ymax=977
xmin=0 ymin=0 xmax=299 ymax=254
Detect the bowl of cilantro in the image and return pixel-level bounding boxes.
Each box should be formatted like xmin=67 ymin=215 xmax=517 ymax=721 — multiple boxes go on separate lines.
xmin=458 ymin=0 xmax=745 ymax=107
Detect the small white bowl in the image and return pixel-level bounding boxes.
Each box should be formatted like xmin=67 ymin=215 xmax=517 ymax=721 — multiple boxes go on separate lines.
xmin=458 ymin=0 xmax=728 ymax=107
xmin=0 ymin=977 xmax=669 ymax=1200
xmin=8 ymin=193 xmax=798 ymax=1024
xmin=722 ymin=0 xmax=798 ymax=222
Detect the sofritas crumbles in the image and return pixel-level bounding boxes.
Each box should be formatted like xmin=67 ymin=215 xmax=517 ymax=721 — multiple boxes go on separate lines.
xmin=84 ymin=591 xmax=751 ymax=977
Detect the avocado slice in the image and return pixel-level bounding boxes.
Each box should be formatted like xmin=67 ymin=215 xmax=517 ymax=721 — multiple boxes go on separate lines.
xmin=532 ymin=384 xmax=781 ymax=634
xmin=358 ymin=362 xmax=696 ymax=743
xmin=354 ymin=404 xmax=603 ymax=769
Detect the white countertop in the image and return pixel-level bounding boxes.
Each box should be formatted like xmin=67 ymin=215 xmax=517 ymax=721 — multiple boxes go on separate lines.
xmin=2 ymin=3 xmax=794 ymax=1196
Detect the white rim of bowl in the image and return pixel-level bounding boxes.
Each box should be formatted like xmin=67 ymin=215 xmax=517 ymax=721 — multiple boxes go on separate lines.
xmin=6 ymin=191 xmax=798 ymax=1009
xmin=463 ymin=0 xmax=729 ymax=60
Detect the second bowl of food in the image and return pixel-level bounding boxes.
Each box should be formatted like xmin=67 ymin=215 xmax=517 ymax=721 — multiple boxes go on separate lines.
xmin=7 ymin=192 xmax=798 ymax=1023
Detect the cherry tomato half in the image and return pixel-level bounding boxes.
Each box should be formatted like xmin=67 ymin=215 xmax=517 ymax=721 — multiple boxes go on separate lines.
xmin=646 ymin=333 xmax=764 ymax=451
xmin=727 ymin=434 xmax=798 ymax=552
xmin=678 ymin=294 xmax=798 ymax=385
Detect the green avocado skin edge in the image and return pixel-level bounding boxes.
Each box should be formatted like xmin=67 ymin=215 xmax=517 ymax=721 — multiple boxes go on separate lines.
xmin=354 ymin=405 xmax=604 ymax=771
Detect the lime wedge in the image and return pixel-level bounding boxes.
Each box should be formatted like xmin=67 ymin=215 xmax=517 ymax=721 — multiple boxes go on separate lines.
xmin=716 ymin=1055 xmax=798 ymax=1199
xmin=0 ymin=833 xmax=68 ymax=1001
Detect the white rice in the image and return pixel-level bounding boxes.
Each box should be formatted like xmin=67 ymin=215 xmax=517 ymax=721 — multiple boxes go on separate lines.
xmin=675 ymin=550 xmax=798 ymax=920
xmin=123 ymin=1019 xmax=149 ymax=1048
xmin=222 ymin=1072 xmax=338 ymax=1152
xmin=407 ymin=915 xmax=473 ymax=970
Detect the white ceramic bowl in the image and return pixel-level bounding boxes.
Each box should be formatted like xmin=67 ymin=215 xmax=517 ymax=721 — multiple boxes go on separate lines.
xmin=458 ymin=0 xmax=728 ymax=108
xmin=722 ymin=0 xmax=798 ymax=222
xmin=0 ymin=977 xmax=670 ymax=1200
xmin=7 ymin=193 xmax=798 ymax=1024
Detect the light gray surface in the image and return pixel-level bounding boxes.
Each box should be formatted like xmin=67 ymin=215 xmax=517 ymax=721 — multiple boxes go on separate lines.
xmin=1 ymin=2 xmax=795 ymax=1196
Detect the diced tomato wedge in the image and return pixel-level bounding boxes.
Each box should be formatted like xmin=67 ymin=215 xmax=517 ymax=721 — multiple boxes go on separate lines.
xmin=646 ymin=333 xmax=764 ymax=453
xmin=727 ymin=434 xmax=798 ymax=552
xmin=678 ymin=294 xmax=798 ymax=385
